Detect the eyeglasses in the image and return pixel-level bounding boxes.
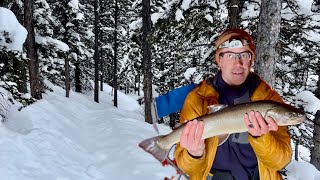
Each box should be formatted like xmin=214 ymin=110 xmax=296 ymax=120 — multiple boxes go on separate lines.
xmin=220 ymin=51 xmax=252 ymax=61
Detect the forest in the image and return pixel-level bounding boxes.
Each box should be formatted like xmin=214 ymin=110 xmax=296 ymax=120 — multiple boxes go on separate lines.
xmin=0 ymin=0 xmax=320 ymax=171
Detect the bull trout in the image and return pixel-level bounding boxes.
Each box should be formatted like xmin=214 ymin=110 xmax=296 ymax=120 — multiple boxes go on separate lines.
xmin=138 ymin=100 xmax=305 ymax=163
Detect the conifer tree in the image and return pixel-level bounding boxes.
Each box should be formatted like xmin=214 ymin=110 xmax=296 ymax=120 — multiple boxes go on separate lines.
xmin=152 ymin=0 xmax=224 ymax=96
xmin=33 ymin=0 xmax=68 ymax=91
xmin=50 ymin=0 xmax=94 ymax=93
xmin=99 ymin=0 xmax=136 ymax=93
xmin=99 ymin=1 xmax=114 ymax=86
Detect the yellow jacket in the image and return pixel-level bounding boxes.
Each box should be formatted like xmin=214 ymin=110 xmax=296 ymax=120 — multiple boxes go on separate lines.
xmin=174 ymin=77 xmax=292 ymax=180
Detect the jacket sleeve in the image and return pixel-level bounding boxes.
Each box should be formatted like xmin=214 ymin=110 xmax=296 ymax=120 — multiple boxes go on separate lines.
xmin=248 ymin=126 xmax=291 ymax=170
xmin=174 ymin=81 xmax=221 ymax=179
xmin=249 ymin=81 xmax=292 ymax=170
xmin=174 ymin=92 xmax=208 ymax=175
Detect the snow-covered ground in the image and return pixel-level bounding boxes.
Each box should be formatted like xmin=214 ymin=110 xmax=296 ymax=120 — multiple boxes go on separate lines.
xmin=0 ymin=82 xmax=176 ymax=180
xmin=0 ymin=82 xmax=319 ymax=180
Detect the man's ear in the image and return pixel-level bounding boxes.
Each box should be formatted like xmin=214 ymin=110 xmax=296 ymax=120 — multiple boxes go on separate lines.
xmin=216 ymin=57 xmax=221 ymax=67
xmin=250 ymin=60 xmax=254 ymax=67
xmin=250 ymin=61 xmax=254 ymax=72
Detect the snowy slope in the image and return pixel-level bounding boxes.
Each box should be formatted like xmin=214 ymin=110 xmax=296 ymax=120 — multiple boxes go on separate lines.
xmin=0 ymin=83 xmax=175 ymax=180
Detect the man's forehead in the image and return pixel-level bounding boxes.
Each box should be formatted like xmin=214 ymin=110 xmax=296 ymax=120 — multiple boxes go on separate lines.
xmin=219 ymin=47 xmax=249 ymax=53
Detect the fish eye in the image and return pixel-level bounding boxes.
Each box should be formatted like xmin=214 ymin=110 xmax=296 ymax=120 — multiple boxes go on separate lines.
xmin=288 ymin=113 xmax=297 ymax=118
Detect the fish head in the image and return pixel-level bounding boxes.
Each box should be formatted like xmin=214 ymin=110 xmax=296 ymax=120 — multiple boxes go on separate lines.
xmin=266 ymin=102 xmax=306 ymax=126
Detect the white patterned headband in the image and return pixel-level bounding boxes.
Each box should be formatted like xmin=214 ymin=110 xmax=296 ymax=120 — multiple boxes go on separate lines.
xmin=219 ymin=39 xmax=249 ymax=49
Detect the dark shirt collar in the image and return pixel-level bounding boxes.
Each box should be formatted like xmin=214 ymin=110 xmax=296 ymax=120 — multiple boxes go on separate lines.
xmin=210 ymin=71 xmax=253 ymax=105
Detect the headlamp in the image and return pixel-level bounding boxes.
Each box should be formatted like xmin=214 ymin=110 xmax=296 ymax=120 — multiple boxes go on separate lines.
xmin=219 ymin=39 xmax=249 ymax=49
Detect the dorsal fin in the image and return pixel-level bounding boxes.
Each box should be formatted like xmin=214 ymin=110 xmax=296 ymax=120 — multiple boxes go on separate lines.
xmin=207 ymin=104 xmax=228 ymax=114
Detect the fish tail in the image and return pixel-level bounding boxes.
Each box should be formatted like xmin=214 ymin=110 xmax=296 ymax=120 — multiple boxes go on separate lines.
xmin=138 ymin=135 xmax=169 ymax=163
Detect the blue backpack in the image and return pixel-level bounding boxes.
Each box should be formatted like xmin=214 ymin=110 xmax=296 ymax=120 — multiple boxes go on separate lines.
xmin=154 ymin=83 xmax=197 ymax=120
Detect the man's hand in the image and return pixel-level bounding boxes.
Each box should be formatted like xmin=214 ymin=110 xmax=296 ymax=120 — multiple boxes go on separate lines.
xmin=244 ymin=111 xmax=278 ymax=137
xmin=180 ymin=120 xmax=206 ymax=157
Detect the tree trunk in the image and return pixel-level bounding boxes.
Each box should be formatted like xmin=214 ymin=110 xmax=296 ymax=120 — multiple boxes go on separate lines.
xmin=24 ymin=0 xmax=42 ymax=100
xmin=294 ymin=140 xmax=299 ymax=161
xmin=134 ymin=75 xmax=137 ymax=94
xmin=228 ymin=0 xmax=244 ymax=28
xmin=142 ymin=0 xmax=153 ymax=124
xmin=94 ymin=0 xmax=99 ymax=103
xmin=65 ymin=56 xmax=70 ymax=97
xmin=62 ymin=0 xmax=71 ymax=97
xmin=75 ymin=62 xmax=81 ymax=92
xmin=100 ymin=29 xmax=104 ymax=92
xmin=311 ymin=110 xmax=320 ymax=170
xmin=113 ymin=0 xmax=118 ymax=107
xmin=15 ymin=59 xmax=28 ymax=93
xmin=311 ymin=67 xmax=320 ymax=170
xmin=138 ymin=72 xmax=141 ymax=96
xmin=254 ymin=0 xmax=281 ymax=87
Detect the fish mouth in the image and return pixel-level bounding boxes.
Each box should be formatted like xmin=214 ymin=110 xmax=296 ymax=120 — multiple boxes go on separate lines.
xmin=298 ymin=116 xmax=306 ymax=123
xmin=293 ymin=115 xmax=306 ymax=124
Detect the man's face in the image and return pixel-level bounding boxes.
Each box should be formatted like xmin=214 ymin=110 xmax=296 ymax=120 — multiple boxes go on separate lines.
xmin=217 ymin=46 xmax=252 ymax=86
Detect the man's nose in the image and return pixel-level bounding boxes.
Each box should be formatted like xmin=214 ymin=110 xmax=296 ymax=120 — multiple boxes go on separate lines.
xmin=233 ymin=55 xmax=243 ymax=65
xmin=234 ymin=54 xmax=242 ymax=59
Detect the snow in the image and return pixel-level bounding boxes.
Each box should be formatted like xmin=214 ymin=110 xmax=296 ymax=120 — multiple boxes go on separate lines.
xmin=286 ymin=160 xmax=320 ymax=180
xmin=296 ymin=91 xmax=320 ymax=114
xmin=297 ymin=0 xmax=314 ymax=15
xmin=0 ymin=83 xmax=176 ymax=180
xmin=184 ymin=67 xmax=196 ymax=80
xmin=35 ymin=36 xmax=70 ymax=52
xmin=181 ymin=0 xmax=192 ymax=11
xmin=0 ymin=7 xmax=27 ymax=52
xmin=204 ymin=14 xmax=214 ymax=23
xmin=75 ymin=13 xmax=84 ymax=20
xmin=68 ymin=0 xmax=79 ymax=10
xmin=241 ymin=3 xmax=259 ymax=19
xmin=296 ymin=0 xmax=320 ymax=42
xmin=151 ymin=13 xmax=162 ymax=25
xmin=129 ymin=18 xmax=142 ymax=30
xmin=175 ymin=9 xmax=185 ymax=22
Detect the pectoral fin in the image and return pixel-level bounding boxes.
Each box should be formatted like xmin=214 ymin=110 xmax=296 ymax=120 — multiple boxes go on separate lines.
xmin=218 ymin=134 xmax=229 ymax=146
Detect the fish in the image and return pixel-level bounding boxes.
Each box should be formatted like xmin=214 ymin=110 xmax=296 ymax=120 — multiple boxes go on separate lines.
xmin=138 ymin=100 xmax=305 ymax=163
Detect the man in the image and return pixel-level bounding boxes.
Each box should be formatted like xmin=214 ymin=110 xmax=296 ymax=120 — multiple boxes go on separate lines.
xmin=174 ymin=28 xmax=292 ymax=180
